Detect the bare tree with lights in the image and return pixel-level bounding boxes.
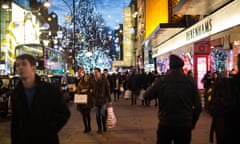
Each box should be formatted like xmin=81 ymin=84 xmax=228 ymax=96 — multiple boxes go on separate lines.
xmin=66 ymin=0 xmax=113 ymax=73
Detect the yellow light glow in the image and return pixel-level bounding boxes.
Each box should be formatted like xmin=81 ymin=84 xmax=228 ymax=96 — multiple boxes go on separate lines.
xmin=44 ymin=1 xmax=51 ymax=8
xmin=146 ymin=0 xmax=168 ymax=38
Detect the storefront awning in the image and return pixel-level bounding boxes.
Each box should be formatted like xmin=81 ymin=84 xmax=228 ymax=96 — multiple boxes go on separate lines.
xmin=147 ymin=23 xmax=185 ymax=48
xmin=174 ymin=0 xmax=232 ymax=15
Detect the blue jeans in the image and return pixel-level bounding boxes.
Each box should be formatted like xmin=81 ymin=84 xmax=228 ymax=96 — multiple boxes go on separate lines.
xmin=95 ymin=104 xmax=107 ymax=131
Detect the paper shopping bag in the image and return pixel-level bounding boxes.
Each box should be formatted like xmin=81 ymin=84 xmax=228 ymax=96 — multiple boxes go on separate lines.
xmin=74 ymin=94 xmax=87 ymax=104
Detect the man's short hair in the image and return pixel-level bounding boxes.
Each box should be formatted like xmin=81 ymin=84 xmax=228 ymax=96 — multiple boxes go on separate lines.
xmin=94 ymin=67 xmax=101 ymax=73
xmin=103 ymin=68 xmax=108 ymax=72
xmin=16 ymin=54 xmax=37 ymax=66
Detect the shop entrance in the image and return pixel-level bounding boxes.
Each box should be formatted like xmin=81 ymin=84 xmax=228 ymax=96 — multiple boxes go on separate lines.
xmin=194 ymin=55 xmax=209 ymax=89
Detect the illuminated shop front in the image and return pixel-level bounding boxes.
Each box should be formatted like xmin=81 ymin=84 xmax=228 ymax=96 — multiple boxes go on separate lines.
xmin=153 ymin=0 xmax=240 ymax=89
xmin=0 ymin=1 xmax=11 ymax=75
xmin=1 ymin=2 xmax=40 ymax=74
xmin=156 ymin=45 xmax=193 ymax=74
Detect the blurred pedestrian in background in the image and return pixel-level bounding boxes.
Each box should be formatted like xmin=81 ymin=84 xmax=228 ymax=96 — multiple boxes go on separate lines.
xmin=209 ymin=53 xmax=240 ymax=144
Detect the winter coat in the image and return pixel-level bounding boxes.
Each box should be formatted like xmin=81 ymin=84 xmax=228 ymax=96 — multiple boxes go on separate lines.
xmin=11 ymin=75 xmax=70 ymax=144
xmin=76 ymin=79 xmax=94 ymax=109
xmin=143 ymin=69 xmax=202 ymax=128
xmin=209 ymin=74 xmax=240 ymax=143
xmin=127 ymin=74 xmax=139 ymax=91
xmin=92 ymin=77 xmax=111 ymax=105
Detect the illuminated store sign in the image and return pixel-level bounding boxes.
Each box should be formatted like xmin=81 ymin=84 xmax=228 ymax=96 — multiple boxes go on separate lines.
xmin=153 ymin=0 xmax=240 ymax=57
xmin=186 ymin=19 xmax=212 ymax=41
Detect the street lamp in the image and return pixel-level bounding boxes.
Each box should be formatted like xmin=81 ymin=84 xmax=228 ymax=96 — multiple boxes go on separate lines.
xmin=62 ymin=0 xmax=76 ymax=73
xmin=43 ymin=0 xmax=51 ymax=8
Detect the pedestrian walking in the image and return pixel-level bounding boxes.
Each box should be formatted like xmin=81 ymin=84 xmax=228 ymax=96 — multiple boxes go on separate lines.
xmin=11 ymin=54 xmax=70 ymax=144
xmin=127 ymin=71 xmax=139 ymax=105
xmin=209 ymin=53 xmax=240 ymax=144
xmin=76 ymin=74 xmax=94 ymax=133
xmin=92 ymin=67 xmax=112 ymax=134
xmin=143 ymin=54 xmax=202 ymax=144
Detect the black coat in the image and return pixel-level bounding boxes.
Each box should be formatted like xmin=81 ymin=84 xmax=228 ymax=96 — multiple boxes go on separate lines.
xmin=92 ymin=77 xmax=111 ymax=105
xmin=11 ymin=75 xmax=70 ymax=144
xmin=143 ymin=69 xmax=202 ymax=128
xmin=210 ymin=74 xmax=240 ymax=143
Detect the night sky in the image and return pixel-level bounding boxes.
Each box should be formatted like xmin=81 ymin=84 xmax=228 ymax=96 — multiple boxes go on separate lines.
xmin=45 ymin=0 xmax=131 ymax=28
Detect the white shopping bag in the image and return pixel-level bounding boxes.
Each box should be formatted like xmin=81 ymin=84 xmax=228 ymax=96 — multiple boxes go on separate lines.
xmin=74 ymin=94 xmax=87 ymax=104
xmin=124 ymin=90 xmax=131 ymax=99
xmin=139 ymin=89 xmax=145 ymax=100
xmin=107 ymin=105 xmax=117 ymax=128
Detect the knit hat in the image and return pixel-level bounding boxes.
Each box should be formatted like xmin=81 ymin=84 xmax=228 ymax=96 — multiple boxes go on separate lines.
xmin=169 ymin=54 xmax=184 ymax=69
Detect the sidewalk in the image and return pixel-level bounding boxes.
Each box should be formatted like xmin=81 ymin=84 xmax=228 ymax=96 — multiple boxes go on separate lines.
xmin=59 ymin=96 xmax=214 ymax=144
xmin=0 ymin=94 xmax=214 ymax=144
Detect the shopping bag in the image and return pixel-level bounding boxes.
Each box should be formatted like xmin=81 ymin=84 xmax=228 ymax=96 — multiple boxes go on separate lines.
xmin=119 ymin=84 xmax=124 ymax=92
xmin=120 ymin=86 xmax=124 ymax=92
xmin=139 ymin=89 xmax=145 ymax=100
xmin=74 ymin=94 xmax=87 ymax=104
xmin=124 ymin=90 xmax=131 ymax=99
xmin=107 ymin=105 xmax=117 ymax=128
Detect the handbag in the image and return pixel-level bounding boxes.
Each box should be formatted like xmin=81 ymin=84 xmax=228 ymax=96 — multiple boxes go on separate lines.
xmin=107 ymin=105 xmax=117 ymax=128
xmin=74 ymin=94 xmax=88 ymax=104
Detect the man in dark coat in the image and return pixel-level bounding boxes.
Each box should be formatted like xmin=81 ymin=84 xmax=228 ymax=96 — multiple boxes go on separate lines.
xmin=127 ymin=71 xmax=139 ymax=105
xmin=92 ymin=67 xmax=112 ymax=134
xmin=11 ymin=54 xmax=70 ymax=144
xmin=210 ymin=53 xmax=240 ymax=144
xmin=143 ymin=54 xmax=202 ymax=144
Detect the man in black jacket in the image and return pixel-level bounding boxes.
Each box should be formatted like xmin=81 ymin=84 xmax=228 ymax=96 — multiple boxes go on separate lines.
xmin=210 ymin=53 xmax=240 ymax=144
xmin=11 ymin=54 xmax=70 ymax=144
xmin=143 ymin=54 xmax=202 ymax=144
xmin=92 ymin=67 xmax=112 ymax=134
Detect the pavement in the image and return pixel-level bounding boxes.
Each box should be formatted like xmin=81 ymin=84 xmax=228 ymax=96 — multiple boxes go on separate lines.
xmin=0 ymin=92 xmax=215 ymax=144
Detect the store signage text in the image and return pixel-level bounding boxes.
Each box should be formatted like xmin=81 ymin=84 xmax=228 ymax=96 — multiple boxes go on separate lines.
xmin=186 ymin=19 xmax=212 ymax=41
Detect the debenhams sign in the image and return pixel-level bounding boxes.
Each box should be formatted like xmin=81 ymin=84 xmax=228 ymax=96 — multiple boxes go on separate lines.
xmin=186 ymin=19 xmax=212 ymax=41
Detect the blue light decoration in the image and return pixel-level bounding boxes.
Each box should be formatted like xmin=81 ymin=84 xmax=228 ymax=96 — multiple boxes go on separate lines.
xmin=210 ymin=48 xmax=227 ymax=77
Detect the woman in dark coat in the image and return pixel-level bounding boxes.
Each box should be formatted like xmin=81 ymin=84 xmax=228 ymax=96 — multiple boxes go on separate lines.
xmin=76 ymin=74 xmax=94 ymax=133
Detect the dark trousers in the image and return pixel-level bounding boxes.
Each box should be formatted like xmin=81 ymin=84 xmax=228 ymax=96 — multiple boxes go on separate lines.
xmin=157 ymin=124 xmax=191 ymax=144
xmin=95 ymin=104 xmax=107 ymax=132
xmin=114 ymin=89 xmax=120 ymax=101
xmin=80 ymin=108 xmax=91 ymax=131
xmin=131 ymin=90 xmax=137 ymax=105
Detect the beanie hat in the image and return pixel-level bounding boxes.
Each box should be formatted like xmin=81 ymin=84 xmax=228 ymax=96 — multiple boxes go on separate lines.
xmin=169 ymin=54 xmax=184 ymax=69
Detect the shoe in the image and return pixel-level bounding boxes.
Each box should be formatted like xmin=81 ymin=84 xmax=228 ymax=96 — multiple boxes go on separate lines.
xmin=103 ymin=127 xmax=107 ymax=132
xmin=84 ymin=129 xmax=88 ymax=133
xmin=97 ymin=130 xmax=102 ymax=134
xmin=88 ymin=127 xmax=91 ymax=132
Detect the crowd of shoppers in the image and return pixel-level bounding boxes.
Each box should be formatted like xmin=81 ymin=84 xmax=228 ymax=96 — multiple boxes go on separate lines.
xmin=9 ymin=53 xmax=240 ymax=144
